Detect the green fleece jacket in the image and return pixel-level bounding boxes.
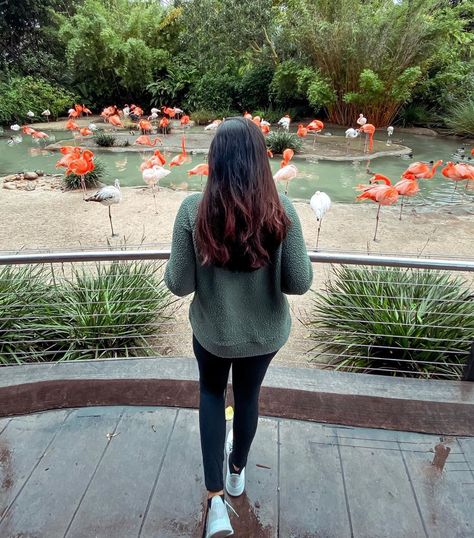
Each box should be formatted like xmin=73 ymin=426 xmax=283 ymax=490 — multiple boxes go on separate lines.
xmin=164 ymin=193 xmax=313 ymax=358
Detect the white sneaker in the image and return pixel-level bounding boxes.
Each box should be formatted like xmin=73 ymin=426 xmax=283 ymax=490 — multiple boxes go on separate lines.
xmin=225 ymin=430 xmax=246 ymax=497
xmin=205 ymin=496 xmax=234 ymax=538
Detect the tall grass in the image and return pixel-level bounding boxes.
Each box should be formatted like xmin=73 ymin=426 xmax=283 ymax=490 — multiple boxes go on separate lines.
xmin=307 ymin=266 xmax=474 ymax=379
xmin=63 ymin=159 xmax=106 ymax=190
xmin=266 ymin=132 xmax=303 ymax=154
xmin=444 ymin=99 xmax=474 ymax=137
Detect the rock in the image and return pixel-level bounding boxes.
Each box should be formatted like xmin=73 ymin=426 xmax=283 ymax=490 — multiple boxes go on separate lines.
xmin=3 ymin=182 xmax=17 ymax=190
xmin=24 ymin=172 xmax=39 ymax=180
xmin=25 ymin=183 xmax=36 ymax=191
xmin=35 ymin=170 xmax=45 ymax=177
xmin=2 ymin=174 xmax=20 ymax=182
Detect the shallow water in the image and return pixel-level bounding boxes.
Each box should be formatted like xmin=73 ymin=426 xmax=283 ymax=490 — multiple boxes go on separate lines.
xmin=1 ymin=127 xmax=473 ymax=205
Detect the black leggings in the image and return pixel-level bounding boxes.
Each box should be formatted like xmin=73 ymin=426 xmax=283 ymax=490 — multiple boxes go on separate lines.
xmin=193 ymin=334 xmax=277 ymax=492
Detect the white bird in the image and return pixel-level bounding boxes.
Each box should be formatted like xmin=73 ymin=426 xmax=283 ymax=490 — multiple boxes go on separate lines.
xmin=204 ymin=120 xmax=222 ymax=131
xmin=27 ymin=111 xmax=35 ymax=118
xmin=123 ymin=106 xmax=130 ymax=117
xmin=173 ymin=107 xmax=184 ymax=117
xmin=41 ymin=109 xmax=51 ymax=121
xmin=261 ymin=119 xmax=271 ymax=127
xmin=88 ymin=123 xmax=98 ymax=131
xmin=85 ymin=179 xmax=122 ymax=237
xmin=273 ymin=164 xmax=298 ymax=195
xmin=345 ymin=128 xmax=359 ymax=138
xmin=68 ymin=108 xmax=75 ymax=116
xmin=150 ymin=107 xmax=159 ymax=115
xmin=10 ymin=124 xmax=21 ymax=131
xmin=278 ymin=116 xmax=291 ymax=131
xmin=149 ymin=112 xmax=159 ymax=120
xmin=310 ymin=191 xmax=331 ymax=249
xmin=356 ymin=114 xmax=367 ymax=126
xmin=386 ymin=125 xmax=394 ymax=146
xmin=142 ymin=166 xmax=171 ymax=213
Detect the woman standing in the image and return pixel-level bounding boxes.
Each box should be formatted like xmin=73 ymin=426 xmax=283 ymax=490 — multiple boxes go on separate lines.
xmin=164 ymin=117 xmax=313 ymax=537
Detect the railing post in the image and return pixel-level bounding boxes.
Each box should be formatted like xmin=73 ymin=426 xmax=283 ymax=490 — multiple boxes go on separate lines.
xmin=463 ymin=342 xmax=474 ymax=381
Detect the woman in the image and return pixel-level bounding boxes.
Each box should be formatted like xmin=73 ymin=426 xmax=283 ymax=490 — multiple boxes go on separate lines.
xmin=164 ymin=117 xmax=312 ymax=537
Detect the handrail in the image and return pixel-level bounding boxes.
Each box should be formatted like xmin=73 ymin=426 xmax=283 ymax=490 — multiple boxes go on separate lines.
xmin=0 ymin=249 xmax=473 ymax=271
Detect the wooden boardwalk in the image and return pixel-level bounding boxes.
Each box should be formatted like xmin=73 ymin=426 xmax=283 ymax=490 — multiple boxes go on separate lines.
xmin=0 ymin=406 xmax=472 ymax=538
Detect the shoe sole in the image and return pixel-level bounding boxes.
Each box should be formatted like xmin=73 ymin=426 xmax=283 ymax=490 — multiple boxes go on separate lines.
xmin=207 ymin=531 xmax=233 ymax=538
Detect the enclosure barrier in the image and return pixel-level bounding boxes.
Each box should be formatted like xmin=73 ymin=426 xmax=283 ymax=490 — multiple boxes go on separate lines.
xmin=0 ymin=248 xmax=473 ymax=434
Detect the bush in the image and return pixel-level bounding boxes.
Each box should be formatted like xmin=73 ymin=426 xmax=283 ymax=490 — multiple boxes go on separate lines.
xmin=185 ymin=71 xmax=240 ymax=112
xmin=62 ymin=159 xmax=106 ymax=191
xmin=444 ymin=99 xmax=474 ymax=136
xmin=0 ymin=76 xmax=76 ymax=125
xmin=95 ymin=133 xmax=117 ymax=147
xmin=266 ymin=131 xmax=303 ymax=154
xmin=396 ymin=104 xmax=438 ymax=128
xmin=0 ymin=262 xmax=174 ymax=364
xmin=252 ymin=108 xmax=288 ymax=124
xmin=307 ymin=266 xmax=474 ymax=379
xmin=190 ymin=109 xmax=240 ymax=125
xmin=239 ymin=64 xmax=275 ymax=111
xmin=48 ymin=262 xmax=174 ymax=360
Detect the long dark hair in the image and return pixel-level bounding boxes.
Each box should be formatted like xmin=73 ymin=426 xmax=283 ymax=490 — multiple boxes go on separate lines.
xmin=195 ymin=117 xmax=290 ymax=272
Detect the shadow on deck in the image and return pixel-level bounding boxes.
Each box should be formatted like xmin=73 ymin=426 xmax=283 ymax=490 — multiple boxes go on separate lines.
xmin=0 ymin=405 xmax=473 ymax=538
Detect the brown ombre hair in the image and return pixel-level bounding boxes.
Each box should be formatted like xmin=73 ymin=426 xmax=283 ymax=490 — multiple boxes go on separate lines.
xmin=195 ymin=117 xmax=291 ymax=272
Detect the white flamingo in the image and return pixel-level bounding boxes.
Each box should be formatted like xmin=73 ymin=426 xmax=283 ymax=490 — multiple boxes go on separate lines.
xmin=142 ymin=166 xmax=171 ymax=213
xmin=27 ymin=111 xmax=35 ymax=118
xmin=278 ymin=116 xmax=291 ymax=131
xmin=85 ymin=179 xmax=122 ymax=237
xmin=150 ymin=107 xmax=160 ymax=115
xmin=204 ymin=120 xmax=222 ymax=131
xmin=386 ymin=126 xmax=394 ymax=146
xmin=356 ymin=114 xmax=367 ymax=126
xmin=273 ymin=164 xmax=298 ymax=195
xmin=345 ymin=128 xmax=359 ymax=151
xmin=42 ymin=109 xmax=51 ymax=122
xmin=10 ymin=124 xmax=21 ymax=131
xmin=88 ymin=123 xmax=98 ymax=131
xmin=310 ymin=191 xmax=331 ymax=249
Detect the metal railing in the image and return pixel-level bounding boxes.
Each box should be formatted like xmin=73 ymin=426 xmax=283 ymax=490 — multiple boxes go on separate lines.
xmin=0 ymin=248 xmax=472 ymax=380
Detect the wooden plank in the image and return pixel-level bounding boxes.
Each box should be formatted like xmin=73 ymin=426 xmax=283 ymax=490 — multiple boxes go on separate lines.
xmin=279 ymin=419 xmax=352 ymax=537
xmin=226 ymin=417 xmax=278 ymax=538
xmin=140 ymin=408 xmax=206 ymax=538
xmin=0 ymin=409 xmax=69 ymax=520
xmin=0 ymin=407 xmax=123 ymax=537
xmin=64 ymin=407 xmax=177 ymax=537
xmin=338 ymin=426 xmax=427 ymax=537
xmin=399 ymin=435 xmax=474 ymax=537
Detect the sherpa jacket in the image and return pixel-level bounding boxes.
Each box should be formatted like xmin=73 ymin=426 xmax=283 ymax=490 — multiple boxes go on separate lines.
xmin=164 ymin=192 xmax=313 ymax=358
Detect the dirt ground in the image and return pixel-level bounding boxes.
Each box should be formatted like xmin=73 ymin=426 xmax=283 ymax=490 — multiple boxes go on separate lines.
xmin=0 ymin=185 xmax=472 ymax=363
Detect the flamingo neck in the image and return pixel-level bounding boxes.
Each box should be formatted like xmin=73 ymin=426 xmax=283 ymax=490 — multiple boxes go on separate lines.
xmin=371 ymin=174 xmax=391 ymax=185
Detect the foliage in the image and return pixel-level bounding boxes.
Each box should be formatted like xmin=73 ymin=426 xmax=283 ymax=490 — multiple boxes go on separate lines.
xmin=444 ymin=98 xmax=474 ymax=136
xmin=94 ymin=133 xmax=117 ymax=147
xmin=396 ymin=104 xmax=439 ymax=128
xmin=307 ymin=266 xmax=474 ymax=379
xmin=0 ymin=76 xmax=75 ymax=125
xmin=190 ymin=110 xmax=223 ymax=125
xmin=252 ymin=108 xmax=289 ymax=124
xmin=47 ymin=262 xmax=174 ymax=360
xmin=270 ymin=60 xmax=307 ymax=107
xmin=266 ymin=131 xmax=303 ymax=154
xmin=62 ymin=159 xmax=106 ymax=190
xmin=0 ymin=262 xmax=174 ymax=364
xmin=184 ymin=71 xmax=240 ymax=112
xmin=147 ymin=64 xmax=198 ymax=107
xmin=239 ymin=64 xmax=275 ymax=111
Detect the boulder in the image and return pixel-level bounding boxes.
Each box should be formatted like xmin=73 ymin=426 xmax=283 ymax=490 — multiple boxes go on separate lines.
xmin=3 ymin=182 xmax=17 ymax=190
xmin=25 ymin=183 xmax=36 ymax=191
xmin=35 ymin=170 xmax=45 ymax=177
xmin=24 ymin=172 xmax=39 ymax=180
xmin=1 ymin=174 xmax=20 ymax=182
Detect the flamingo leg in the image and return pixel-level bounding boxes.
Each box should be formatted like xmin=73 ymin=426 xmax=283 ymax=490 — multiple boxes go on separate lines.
xmin=316 ymin=217 xmax=323 ymax=250
xmin=80 ymin=175 xmax=86 ymax=199
xmin=399 ymin=197 xmax=405 ymax=220
xmin=373 ymin=204 xmax=381 ymax=242
xmin=108 ymin=206 xmax=116 ymax=237
xmin=200 ymin=174 xmax=203 ymax=191
xmin=285 ymin=180 xmax=289 ymax=195
xmin=152 ymin=184 xmax=158 ymax=214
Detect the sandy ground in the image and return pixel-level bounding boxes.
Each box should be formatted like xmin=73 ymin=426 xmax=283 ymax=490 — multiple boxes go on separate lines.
xmin=0 ymin=185 xmax=472 ymax=363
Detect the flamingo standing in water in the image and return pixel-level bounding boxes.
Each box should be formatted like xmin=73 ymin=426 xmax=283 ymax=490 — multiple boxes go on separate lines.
xmin=85 ymin=180 xmax=122 ymax=237
xmin=310 ymin=191 xmax=331 ymax=249
xmin=138 ymin=119 xmax=153 ymax=134
xmin=402 ymin=160 xmax=443 ymax=180
xmin=358 ymin=123 xmax=375 ymax=152
xmin=278 ymin=115 xmax=291 ymax=131
xmin=307 ymin=119 xmax=324 ymax=147
xmin=280 ymin=148 xmax=294 ymax=168
xmin=142 ymin=167 xmax=170 ymax=213
xmin=297 ymin=124 xmax=308 ymax=138
xmin=442 ymin=162 xmax=474 ymax=194
xmin=392 ymin=173 xmax=420 ymax=220
xmin=135 ymin=135 xmax=162 ymax=147
xmin=79 ymin=127 xmax=93 ymax=137
xmin=169 ymin=136 xmax=189 ymax=167
xmin=66 ymin=119 xmax=79 ymax=131
xmin=345 ymin=128 xmax=359 ymax=151
xmin=188 ymin=163 xmax=209 ymax=190
xmin=108 ymin=114 xmax=123 ymax=128
xmin=274 ymin=164 xmax=298 ymax=195
xmin=356 ymin=175 xmax=399 ymax=241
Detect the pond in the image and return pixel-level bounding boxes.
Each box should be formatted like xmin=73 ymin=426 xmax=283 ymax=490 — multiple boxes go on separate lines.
xmin=1 ymin=127 xmax=472 ymax=206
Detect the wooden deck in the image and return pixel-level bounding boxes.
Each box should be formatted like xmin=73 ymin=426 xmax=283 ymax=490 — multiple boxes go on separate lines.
xmin=0 ymin=406 xmax=473 ymax=538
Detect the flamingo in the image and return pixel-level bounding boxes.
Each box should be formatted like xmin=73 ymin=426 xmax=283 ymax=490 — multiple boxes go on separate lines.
xmin=243 ymin=112 xmax=253 ymax=120
xmin=358 ymin=123 xmax=375 ymax=152
xmin=27 ymin=111 xmax=35 ymax=118
xmin=297 ymin=124 xmax=308 ymax=137
xmin=162 ymin=106 xmax=176 ymax=118
xmin=273 ymin=164 xmax=298 ymax=195
xmin=261 ymin=123 xmax=270 ymax=135
xmin=66 ymin=119 xmax=79 ymax=131
xmin=55 ymin=146 xmax=81 ymax=169
xmin=10 ymin=124 xmax=21 ymax=131
xmin=307 ymin=119 xmax=324 ymax=146
xmin=188 ymin=163 xmax=209 ymax=190
xmin=442 ymin=162 xmax=474 ymax=194
xmin=85 ymin=180 xmax=122 ymax=237
xmin=135 ymin=135 xmax=162 ymax=147
xmin=252 ymin=116 xmax=261 ymax=127
xmin=142 ymin=166 xmax=170 ymax=213
xmin=392 ymin=173 xmax=420 ymax=220
xmin=356 ymin=175 xmax=399 ymax=241
xmin=22 ymin=126 xmax=35 ymax=135
xmin=310 ymin=191 xmax=331 ymax=249
xmin=139 ymin=119 xmax=152 ymax=134
xmin=277 ymin=115 xmax=291 ymax=131
xmin=66 ymin=149 xmax=95 ymax=197
xmin=180 ymin=115 xmax=190 ymax=127
xmin=79 ymin=127 xmax=93 ymax=137
xmin=41 ymin=109 xmax=51 ymax=122
xmin=204 ymin=119 xmax=222 ymax=131
xmin=159 ymin=117 xmax=170 ymax=135
xmin=402 ymin=160 xmax=443 ymax=180
xmin=89 ymin=123 xmax=98 ymax=132
xmin=140 ymin=150 xmax=167 ymax=171
xmin=280 ymin=148 xmax=294 ymax=168
xmin=31 ymin=130 xmax=49 ymax=140
xmin=82 ymin=105 xmax=92 ymax=116
xmin=169 ymin=136 xmax=188 ymax=167
xmin=266 ymin=148 xmax=273 ymax=159
xmin=356 ymin=114 xmax=367 ymax=127
xmin=387 ymin=126 xmax=394 ymax=145
xmin=108 ymin=114 xmax=123 ymax=128
xmin=173 ymin=107 xmax=184 ymax=118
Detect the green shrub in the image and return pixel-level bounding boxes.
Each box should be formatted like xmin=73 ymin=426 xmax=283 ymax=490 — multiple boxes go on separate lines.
xmin=49 ymin=262 xmax=174 ymax=360
xmin=94 ymin=133 xmax=116 ymax=147
xmin=396 ymin=104 xmax=438 ymax=127
xmin=190 ymin=109 xmax=240 ymax=125
xmin=185 ymin=71 xmax=240 ymax=111
xmin=444 ymin=99 xmax=474 ymax=136
xmin=0 ymin=76 xmax=75 ymax=125
xmin=252 ymin=108 xmax=287 ymax=124
xmin=307 ymin=266 xmax=474 ymax=379
xmin=266 ymin=131 xmax=303 ymax=154
xmin=62 ymin=159 xmax=106 ymax=191
xmin=0 ymin=266 xmax=53 ymax=364
xmin=239 ymin=64 xmax=274 ymax=111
